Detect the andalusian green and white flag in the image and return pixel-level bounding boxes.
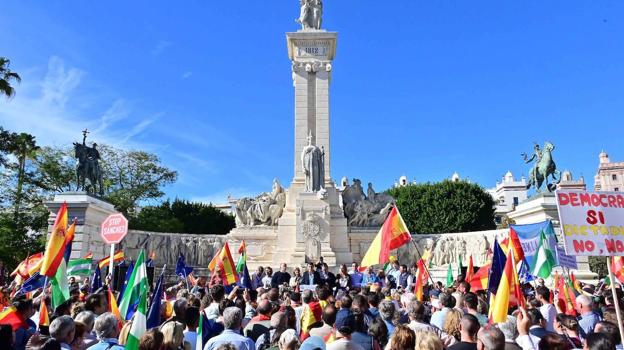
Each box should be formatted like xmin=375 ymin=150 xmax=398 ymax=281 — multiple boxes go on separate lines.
xmin=532 ymin=229 xmax=556 ymax=278
xmin=124 ymin=283 xmax=147 ymax=350
xmin=119 ymin=250 xmax=148 ymax=320
xmin=446 ymin=263 xmax=454 ymax=287
xmin=196 ymin=311 xmax=204 ymax=350
xmin=50 ymin=259 xmax=69 ymax=309
xmin=67 ymin=257 xmax=92 ymax=277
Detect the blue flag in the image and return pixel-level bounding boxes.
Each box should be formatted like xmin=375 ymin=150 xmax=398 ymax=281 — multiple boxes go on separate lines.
xmin=118 ymin=261 xmax=134 ymax=302
xmin=518 ymin=258 xmax=535 ymax=284
xmin=238 ymin=264 xmax=252 ymax=290
xmin=175 ymin=253 xmax=193 ymax=279
xmin=146 ymin=270 xmax=164 ymax=329
xmin=90 ymin=266 xmax=102 ymax=293
xmin=487 ymin=239 xmax=507 ymax=295
xmin=18 ymin=272 xmax=46 ymax=295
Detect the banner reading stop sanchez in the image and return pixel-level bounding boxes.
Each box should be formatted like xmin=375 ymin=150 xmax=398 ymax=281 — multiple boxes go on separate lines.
xmin=556 ymin=189 xmax=624 ymax=256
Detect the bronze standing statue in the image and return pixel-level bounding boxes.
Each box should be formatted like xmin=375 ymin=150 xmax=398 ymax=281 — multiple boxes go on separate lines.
xmin=522 ymin=141 xmax=561 ymax=193
xmin=73 ymin=129 xmax=105 ymax=196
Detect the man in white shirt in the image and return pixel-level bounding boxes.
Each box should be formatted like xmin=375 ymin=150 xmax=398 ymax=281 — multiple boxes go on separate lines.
xmin=535 ymin=286 xmax=556 ymax=332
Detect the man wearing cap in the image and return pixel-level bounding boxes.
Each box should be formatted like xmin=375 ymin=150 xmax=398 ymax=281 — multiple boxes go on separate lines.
xmin=327 ymin=311 xmax=364 ymax=350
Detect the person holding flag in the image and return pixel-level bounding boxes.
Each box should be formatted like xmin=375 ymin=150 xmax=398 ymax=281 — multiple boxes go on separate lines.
xmin=118 ymin=250 xmax=149 ymax=321
xmin=208 ymin=243 xmax=239 ymax=288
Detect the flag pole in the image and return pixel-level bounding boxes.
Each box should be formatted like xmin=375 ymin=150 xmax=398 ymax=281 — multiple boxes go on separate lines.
xmin=607 ymin=257 xmax=624 ymax=346
xmin=108 ymin=243 xmax=115 ymax=290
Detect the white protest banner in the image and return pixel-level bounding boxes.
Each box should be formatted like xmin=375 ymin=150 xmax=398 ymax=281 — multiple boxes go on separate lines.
xmin=555 ymin=189 xmax=624 ymax=256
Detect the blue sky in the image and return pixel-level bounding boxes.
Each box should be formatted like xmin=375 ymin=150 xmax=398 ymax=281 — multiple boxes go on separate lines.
xmin=1 ymin=2 xmax=623 ymax=204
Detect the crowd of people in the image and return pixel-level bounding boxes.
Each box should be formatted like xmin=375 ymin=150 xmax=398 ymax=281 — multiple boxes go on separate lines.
xmin=0 ymin=257 xmax=621 ymax=350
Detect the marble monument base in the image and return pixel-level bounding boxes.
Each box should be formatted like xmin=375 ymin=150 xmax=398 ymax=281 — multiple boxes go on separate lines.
xmin=44 ymin=192 xmax=118 ymax=261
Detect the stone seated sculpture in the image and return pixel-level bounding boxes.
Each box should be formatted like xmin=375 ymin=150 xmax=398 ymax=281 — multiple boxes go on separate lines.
xmin=235 ymin=179 xmax=286 ymax=226
xmin=341 ymin=179 xmax=396 ymax=227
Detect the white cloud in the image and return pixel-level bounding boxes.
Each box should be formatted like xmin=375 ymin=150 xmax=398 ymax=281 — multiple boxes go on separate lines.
xmin=181 ymin=71 xmax=192 ymax=79
xmin=0 ymin=56 xmax=156 ymax=150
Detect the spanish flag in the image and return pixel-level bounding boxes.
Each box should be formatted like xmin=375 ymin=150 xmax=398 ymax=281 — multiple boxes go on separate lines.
xmin=507 ymin=227 xmax=525 ymax=263
xmin=490 ymin=250 xmax=523 ymax=323
xmin=40 ymin=203 xmax=69 ymax=277
xmin=414 ymin=259 xmax=428 ymax=301
xmin=465 ymin=255 xmax=474 ymax=283
xmin=11 ymin=252 xmax=44 ymax=279
xmin=361 ymin=206 xmax=411 ymax=267
xmin=469 ymin=264 xmax=490 ymax=291
xmin=98 ymin=251 xmax=125 ymax=269
xmin=0 ymin=306 xmax=27 ymax=331
xmin=208 ymin=242 xmax=239 ymax=285
xmin=108 ymin=289 xmax=123 ymax=329
xmin=300 ymin=301 xmax=324 ymax=341
xmin=38 ymin=301 xmax=50 ymax=328
xmin=611 ymin=257 xmax=624 ymax=284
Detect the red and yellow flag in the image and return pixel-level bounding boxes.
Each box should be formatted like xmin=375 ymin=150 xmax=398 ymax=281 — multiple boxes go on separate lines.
xmin=98 ymin=251 xmax=125 ymax=269
xmin=414 ymin=259 xmax=428 ymax=301
xmin=208 ymin=242 xmax=239 ymax=285
xmin=40 ymin=203 xmax=69 ymax=277
xmin=0 ymin=306 xmax=27 ymax=331
xmin=612 ymin=257 xmax=624 ymax=284
xmin=108 ymin=289 xmax=123 ymax=329
xmin=465 ymin=255 xmax=474 ymax=283
xmin=508 ymin=227 xmax=525 ymax=263
xmin=300 ymin=301 xmax=323 ymax=341
xmin=490 ymin=250 xmax=523 ymax=323
xmin=38 ymin=301 xmax=49 ymax=328
xmin=11 ymin=252 xmax=44 ymax=279
xmin=361 ymin=206 xmax=411 ymax=267
xmin=469 ymin=264 xmax=490 ymax=291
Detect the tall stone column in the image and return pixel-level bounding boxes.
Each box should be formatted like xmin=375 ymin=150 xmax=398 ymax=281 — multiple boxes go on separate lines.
xmin=287 ymin=31 xmax=337 ymax=183
xmin=273 ymin=30 xmax=352 ymax=267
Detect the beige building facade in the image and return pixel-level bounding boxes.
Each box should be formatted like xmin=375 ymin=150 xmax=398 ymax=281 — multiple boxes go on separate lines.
xmin=594 ymin=151 xmax=624 ymax=192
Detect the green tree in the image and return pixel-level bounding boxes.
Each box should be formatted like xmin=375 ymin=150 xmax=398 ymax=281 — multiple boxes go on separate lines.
xmin=130 ymin=199 xmax=235 ymax=235
xmin=9 ymin=133 xmax=40 ymax=222
xmin=0 ymin=57 xmax=21 ymax=99
xmin=98 ymin=145 xmax=178 ymax=215
xmin=386 ymin=180 xmax=496 ymax=234
xmin=0 ymin=130 xmax=47 ymax=268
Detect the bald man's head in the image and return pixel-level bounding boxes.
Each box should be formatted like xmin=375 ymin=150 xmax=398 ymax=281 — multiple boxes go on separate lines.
xmin=257 ymin=299 xmax=272 ymax=317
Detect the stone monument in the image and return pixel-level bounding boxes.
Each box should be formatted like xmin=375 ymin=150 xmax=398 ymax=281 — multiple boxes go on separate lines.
xmin=276 ymin=6 xmax=352 ymax=266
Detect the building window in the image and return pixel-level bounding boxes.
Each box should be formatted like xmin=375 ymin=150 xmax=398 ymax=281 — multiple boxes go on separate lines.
xmin=615 ymin=187 xmax=620 ymax=192
xmin=513 ymin=197 xmax=519 ymax=206
xmin=613 ymin=174 xmax=618 ymax=181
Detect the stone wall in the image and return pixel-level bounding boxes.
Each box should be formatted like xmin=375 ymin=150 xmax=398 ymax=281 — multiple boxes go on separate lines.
xmin=118 ymin=230 xmax=226 ymax=268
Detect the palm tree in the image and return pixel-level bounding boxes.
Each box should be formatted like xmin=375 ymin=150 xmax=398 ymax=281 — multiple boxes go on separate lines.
xmin=0 ymin=57 xmax=21 ymax=99
xmin=11 ymin=133 xmax=39 ymax=222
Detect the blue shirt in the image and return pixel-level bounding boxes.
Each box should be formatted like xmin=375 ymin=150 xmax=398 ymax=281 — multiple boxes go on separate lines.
xmin=14 ymin=319 xmax=36 ymax=350
xmin=86 ymin=338 xmax=125 ymax=350
xmin=350 ymin=272 xmax=363 ymax=287
xmin=204 ymin=329 xmax=256 ymax=350
xmin=362 ymin=273 xmax=380 ymax=285
xmin=578 ymin=311 xmax=601 ymax=338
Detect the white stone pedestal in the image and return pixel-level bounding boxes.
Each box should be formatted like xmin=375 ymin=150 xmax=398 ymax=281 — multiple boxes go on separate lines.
xmin=44 ymin=192 xmax=117 ymax=261
xmin=507 ymin=193 xmax=597 ymax=282
xmin=273 ymin=179 xmax=352 ymax=267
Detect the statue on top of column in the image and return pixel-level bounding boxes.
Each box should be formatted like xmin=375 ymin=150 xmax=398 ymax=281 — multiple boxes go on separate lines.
xmin=296 ymin=0 xmax=323 ymax=30
xmin=302 ymin=130 xmax=325 ymax=192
